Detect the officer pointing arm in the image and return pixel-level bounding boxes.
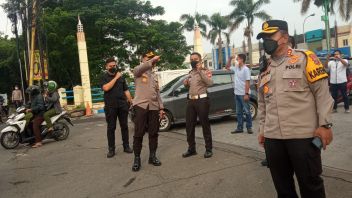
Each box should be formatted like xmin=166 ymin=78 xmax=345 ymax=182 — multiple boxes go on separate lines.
xmin=133 ymin=56 xmax=160 ymax=77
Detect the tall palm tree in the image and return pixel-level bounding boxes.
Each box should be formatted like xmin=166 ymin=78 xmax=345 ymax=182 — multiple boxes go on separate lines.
xmin=207 ymin=13 xmax=230 ymax=69
xmin=180 ymin=12 xmax=209 ymax=37
xmin=293 ymin=0 xmax=352 ymax=21
xmin=228 ymin=0 xmax=271 ymax=67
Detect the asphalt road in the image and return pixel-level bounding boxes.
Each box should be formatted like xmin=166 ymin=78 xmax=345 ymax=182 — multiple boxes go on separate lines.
xmin=0 ymin=107 xmax=351 ymax=198
xmin=169 ymin=103 xmax=352 ymax=172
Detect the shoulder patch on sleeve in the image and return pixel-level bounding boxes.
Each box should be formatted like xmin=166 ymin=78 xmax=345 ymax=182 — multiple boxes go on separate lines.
xmin=303 ymin=50 xmax=328 ymax=83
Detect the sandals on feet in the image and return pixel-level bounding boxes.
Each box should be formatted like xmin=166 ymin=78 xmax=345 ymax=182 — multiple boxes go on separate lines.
xmin=32 ymin=142 xmax=43 ymax=148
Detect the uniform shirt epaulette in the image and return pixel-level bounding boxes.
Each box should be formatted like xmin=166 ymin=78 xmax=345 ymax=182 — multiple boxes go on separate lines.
xmin=300 ymin=50 xmax=328 ymax=83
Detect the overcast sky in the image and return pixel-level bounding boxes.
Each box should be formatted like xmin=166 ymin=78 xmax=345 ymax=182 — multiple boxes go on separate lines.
xmin=1 ymin=0 xmax=351 ymax=53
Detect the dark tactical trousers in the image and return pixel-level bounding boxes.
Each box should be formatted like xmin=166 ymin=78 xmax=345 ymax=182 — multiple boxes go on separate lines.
xmin=133 ymin=105 xmax=159 ymax=155
xmin=185 ymin=97 xmax=212 ymax=151
xmin=330 ymin=82 xmax=350 ymax=110
xmin=264 ymin=138 xmax=325 ymax=198
xmin=104 ymin=106 xmax=129 ymax=150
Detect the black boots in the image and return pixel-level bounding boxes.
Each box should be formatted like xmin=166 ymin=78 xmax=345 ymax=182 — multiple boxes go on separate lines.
xmin=204 ymin=150 xmax=213 ymax=158
xmin=107 ymin=149 xmax=115 ymax=158
xmin=148 ymin=152 xmax=162 ymax=166
xmin=123 ymin=145 xmax=133 ymax=153
xmin=132 ymin=152 xmax=161 ymax=172
xmin=132 ymin=155 xmax=141 ymax=172
xmin=107 ymin=145 xmax=132 ymax=158
xmin=182 ymin=149 xmax=197 ymax=158
xmin=182 ymin=149 xmax=212 ymax=158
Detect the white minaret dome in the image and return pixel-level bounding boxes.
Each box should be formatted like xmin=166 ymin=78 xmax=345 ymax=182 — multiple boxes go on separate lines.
xmin=193 ymin=19 xmax=204 ymax=57
xmin=76 ymin=15 xmax=93 ymax=109
xmin=77 ymin=16 xmax=84 ymax=32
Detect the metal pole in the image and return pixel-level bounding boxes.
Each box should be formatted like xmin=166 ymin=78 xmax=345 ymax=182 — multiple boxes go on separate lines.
xmin=25 ymin=0 xmax=30 ymax=81
xmin=323 ymin=0 xmax=331 ymax=52
xmin=303 ymin=18 xmax=307 ymax=43
xmin=23 ymin=51 xmax=28 ymax=81
xmin=13 ymin=14 xmax=26 ymax=104
xmin=303 ymin=14 xmax=315 ymax=44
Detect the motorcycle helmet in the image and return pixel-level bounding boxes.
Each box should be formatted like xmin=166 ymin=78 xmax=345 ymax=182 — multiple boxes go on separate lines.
xmin=44 ymin=81 xmax=58 ymax=93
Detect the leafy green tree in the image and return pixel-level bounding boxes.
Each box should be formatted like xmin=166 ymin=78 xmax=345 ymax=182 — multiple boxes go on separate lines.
xmin=3 ymin=0 xmax=191 ymax=89
xmin=0 ymin=35 xmax=22 ymax=95
xmin=180 ymin=12 xmax=209 ymax=37
xmin=228 ymin=0 xmax=271 ymax=67
xmin=207 ymin=13 xmax=230 ymax=68
xmin=293 ymin=0 xmax=352 ymax=21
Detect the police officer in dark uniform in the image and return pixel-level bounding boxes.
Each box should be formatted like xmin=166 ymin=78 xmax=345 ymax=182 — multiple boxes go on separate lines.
xmin=101 ymin=57 xmax=133 ymax=158
xmin=182 ymin=52 xmax=214 ymax=158
xmin=131 ymin=52 xmax=165 ymax=172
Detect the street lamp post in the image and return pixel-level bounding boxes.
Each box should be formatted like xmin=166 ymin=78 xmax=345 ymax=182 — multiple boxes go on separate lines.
xmin=303 ymin=13 xmax=315 ymax=43
xmin=322 ymin=0 xmax=331 ymax=52
xmin=11 ymin=13 xmax=26 ymax=104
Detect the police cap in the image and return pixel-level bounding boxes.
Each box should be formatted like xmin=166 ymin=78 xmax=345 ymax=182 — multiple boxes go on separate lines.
xmin=256 ymin=20 xmax=288 ymax=39
xmin=143 ymin=51 xmax=156 ymax=59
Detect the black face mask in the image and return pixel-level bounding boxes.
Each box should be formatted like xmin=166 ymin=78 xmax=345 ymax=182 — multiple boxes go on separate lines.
xmin=263 ymin=38 xmax=279 ymax=55
xmin=190 ymin=61 xmax=198 ymax=69
xmin=108 ymin=67 xmax=117 ymax=74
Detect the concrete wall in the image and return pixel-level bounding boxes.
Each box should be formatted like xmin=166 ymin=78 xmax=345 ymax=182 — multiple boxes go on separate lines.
xmin=338 ymin=35 xmax=350 ymax=47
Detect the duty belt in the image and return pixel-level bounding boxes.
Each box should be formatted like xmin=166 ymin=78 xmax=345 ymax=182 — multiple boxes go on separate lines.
xmin=188 ymin=93 xmax=207 ymax=100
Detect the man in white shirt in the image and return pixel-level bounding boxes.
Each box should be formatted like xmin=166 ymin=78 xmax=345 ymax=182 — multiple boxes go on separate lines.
xmin=226 ymin=54 xmax=253 ymax=134
xmin=326 ymin=50 xmax=350 ymax=113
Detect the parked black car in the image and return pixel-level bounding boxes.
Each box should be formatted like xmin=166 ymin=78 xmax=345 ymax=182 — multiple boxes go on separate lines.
xmin=158 ymin=70 xmax=258 ymax=131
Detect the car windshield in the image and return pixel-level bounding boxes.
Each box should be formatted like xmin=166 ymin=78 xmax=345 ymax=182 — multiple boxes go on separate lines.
xmin=160 ymin=75 xmax=185 ymax=93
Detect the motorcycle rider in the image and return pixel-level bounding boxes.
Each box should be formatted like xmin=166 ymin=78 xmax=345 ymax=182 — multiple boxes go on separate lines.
xmin=25 ymin=85 xmax=46 ymax=148
xmin=43 ymin=81 xmax=62 ymax=132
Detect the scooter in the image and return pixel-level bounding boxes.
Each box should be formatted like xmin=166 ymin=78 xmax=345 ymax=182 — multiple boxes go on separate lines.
xmin=0 ymin=107 xmax=73 ymax=149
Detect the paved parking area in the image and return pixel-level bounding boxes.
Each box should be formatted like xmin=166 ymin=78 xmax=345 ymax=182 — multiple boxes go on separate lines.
xmin=0 ymin=105 xmax=351 ymax=198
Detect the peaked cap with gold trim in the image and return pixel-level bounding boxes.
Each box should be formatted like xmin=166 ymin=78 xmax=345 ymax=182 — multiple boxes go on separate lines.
xmin=256 ymin=20 xmax=288 ymax=39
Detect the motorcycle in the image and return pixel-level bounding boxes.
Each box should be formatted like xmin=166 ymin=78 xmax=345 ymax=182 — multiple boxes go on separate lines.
xmin=0 ymin=107 xmax=73 ymax=149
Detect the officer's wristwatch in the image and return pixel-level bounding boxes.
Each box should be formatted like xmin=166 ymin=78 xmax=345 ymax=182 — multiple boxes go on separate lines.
xmin=321 ymin=123 xmax=333 ymax=129
xmin=245 ymin=93 xmax=249 ymax=95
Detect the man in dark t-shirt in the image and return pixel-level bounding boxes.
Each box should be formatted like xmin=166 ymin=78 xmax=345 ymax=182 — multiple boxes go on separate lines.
xmin=101 ymin=57 xmax=133 ymax=158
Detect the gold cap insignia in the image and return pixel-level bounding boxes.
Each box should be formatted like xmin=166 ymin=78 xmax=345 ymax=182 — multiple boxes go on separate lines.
xmin=263 ymin=22 xmax=269 ymax=30
xmin=145 ymin=51 xmax=155 ymax=58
